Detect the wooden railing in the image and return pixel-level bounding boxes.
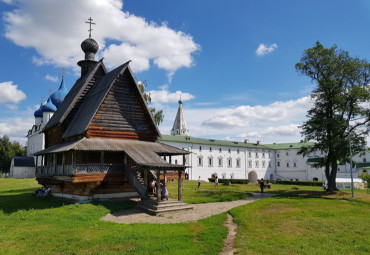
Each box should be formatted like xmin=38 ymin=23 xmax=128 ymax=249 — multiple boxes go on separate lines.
xmin=36 ymin=164 xmax=125 ymax=177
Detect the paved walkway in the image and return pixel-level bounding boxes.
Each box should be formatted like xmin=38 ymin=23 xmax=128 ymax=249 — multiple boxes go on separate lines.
xmin=101 ymin=192 xmax=276 ymax=224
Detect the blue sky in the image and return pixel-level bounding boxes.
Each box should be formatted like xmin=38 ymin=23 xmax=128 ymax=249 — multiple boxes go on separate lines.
xmin=0 ymin=0 xmax=369 ymax=145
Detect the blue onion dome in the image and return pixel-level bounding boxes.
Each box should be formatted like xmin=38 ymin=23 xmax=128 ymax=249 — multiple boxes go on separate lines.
xmin=34 ymin=103 xmax=43 ymax=118
xmin=51 ymin=77 xmax=68 ymax=108
xmin=41 ymin=96 xmax=57 ymax=113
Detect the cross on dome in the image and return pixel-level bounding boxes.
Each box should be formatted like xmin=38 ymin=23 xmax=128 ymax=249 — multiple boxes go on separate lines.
xmin=85 ymin=17 xmax=96 ymax=38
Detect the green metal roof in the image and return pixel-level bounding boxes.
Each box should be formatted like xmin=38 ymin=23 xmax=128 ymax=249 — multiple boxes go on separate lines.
xmin=159 ymin=135 xmax=269 ymax=149
xmin=264 ymin=142 xmax=315 ymax=150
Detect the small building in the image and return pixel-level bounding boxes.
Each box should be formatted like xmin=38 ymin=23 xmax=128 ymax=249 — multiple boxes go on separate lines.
xmin=9 ymin=156 xmax=35 ymax=178
xmin=335 ymin=178 xmax=365 ymax=190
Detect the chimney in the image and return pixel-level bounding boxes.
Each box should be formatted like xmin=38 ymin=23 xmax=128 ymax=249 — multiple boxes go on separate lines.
xmin=257 ymin=140 xmax=261 ymax=145
xmin=244 ymin=139 xmax=249 ymax=144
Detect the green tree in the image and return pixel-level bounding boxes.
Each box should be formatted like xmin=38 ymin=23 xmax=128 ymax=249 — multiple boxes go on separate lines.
xmin=0 ymin=135 xmax=27 ymax=173
xmin=359 ymin=172 xmax=370 ymax=193
xmin=138 ymin=81 xmax=164 ymax=126
xmin=296 ymin=41 xmax=370 ymax=192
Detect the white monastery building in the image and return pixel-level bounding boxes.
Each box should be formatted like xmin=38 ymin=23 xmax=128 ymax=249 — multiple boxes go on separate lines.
xmin=159 ymin=101 xmax=370 ymax=183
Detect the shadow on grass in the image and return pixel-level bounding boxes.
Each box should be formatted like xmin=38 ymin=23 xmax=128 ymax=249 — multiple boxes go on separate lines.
xmin=91 ymin=200 xmax=136 ymax=213
xmin=272 ymin=190 xmax=370 ymax=204
xmin=0 ymin=188 xmax=136 ymax=215
xmin=0 ymin=189 xmax=69 ymax=214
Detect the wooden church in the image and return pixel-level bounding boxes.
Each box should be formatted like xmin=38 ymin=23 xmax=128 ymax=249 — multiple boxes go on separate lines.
xmin=35 ymin=19 xmax=189 ymax=208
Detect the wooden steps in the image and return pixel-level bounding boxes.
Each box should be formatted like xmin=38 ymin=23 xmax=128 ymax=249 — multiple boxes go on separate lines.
xmin=136 ymin=198 xmax=193 ymax=215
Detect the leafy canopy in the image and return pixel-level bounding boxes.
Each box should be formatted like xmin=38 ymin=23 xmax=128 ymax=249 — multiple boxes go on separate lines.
xmin=0 ymin=135 xmax=27 ymax=172
xmin=137 ymin=81 xmax=164 ymax=126
xmin=296 ymin=41 xmax=370 ymax=191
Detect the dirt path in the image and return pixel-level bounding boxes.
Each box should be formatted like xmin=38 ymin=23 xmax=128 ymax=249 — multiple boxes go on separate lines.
xmin=220 ymin=213 xmax=238 ymax=255
xmin=101 ymin=192 xmax=276 ymax=224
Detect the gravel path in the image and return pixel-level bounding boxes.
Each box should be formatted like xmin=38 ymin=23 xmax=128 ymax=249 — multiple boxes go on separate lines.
xmin=101 ymin=192 xmax=276 ymax=224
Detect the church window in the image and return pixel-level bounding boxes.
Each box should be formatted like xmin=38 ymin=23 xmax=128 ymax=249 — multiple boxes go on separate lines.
xmin=198 ymin=156 xmax=203 ymax=166
xmin=228 ymin=149 xmax=231 ymax=153
xmin=294 ymin=162 xmax=297 ymax=167
xmin=228 ymin=157 xmax=232 ymax=167
xmin=248 ymin=160 xmax=252 ymax=168
xmin=219 ymin=148 xmax=222 ymax=152
xmin=262 ymin=161 xmax=265 ymax=167
xmin=262 ymin=152 xmax=265 ymax=158
xmin=175 ymin=160 xmax=178 ymax=164
xmin=363 ymin=158 xmax=367 ymax=163
xmin=199 ymin=146 xmax=202 ymax=152
xmin=277 ymin=153 xmax=280 ymax=158
xmin=286 ymin=152 xmax=289 ymax=156
xmin=286 ymin=162 xmax=290 ymax=167
xmin=208 ymin=157 xmax=213 ymax=167
xmin=218 ymin=157 xmax=223 ymax=167
xmin=248 ymin=152 xmax=251 ymax=157
xmin=209 ymin=147 xmax=212 ymax=152
xmin=277 ymin=161 xmax=281 ymax=167
xmin=255 ymin=161 xmax=259 ymax=168
xmin=236 ymin=158 xmax=240 ymax=168
xmin=255 ymin=152 xmax=258 ymax=158
xmin=268 ymin=162 xmax=271 ymax=168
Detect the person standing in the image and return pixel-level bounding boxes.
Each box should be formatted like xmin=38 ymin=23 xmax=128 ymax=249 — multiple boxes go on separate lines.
xmin=259 ymin=178 xmax=265 ymax=195
xmin=198 ymin=176 xmax=201 ymax=189
xmin=214 ymin=176 xmax=219 ymax=190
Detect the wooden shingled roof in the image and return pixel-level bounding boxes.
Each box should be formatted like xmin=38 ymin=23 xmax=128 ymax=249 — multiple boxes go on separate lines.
xmin=43 ymin=61 xmax=107 ymax=132
xmin=35 ymin=138 xmax=188 ymax=169
xmin=43 ymin=60 xmax=160 ymax=143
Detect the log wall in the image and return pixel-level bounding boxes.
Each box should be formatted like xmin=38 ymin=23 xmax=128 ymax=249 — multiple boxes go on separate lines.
xmin=88 ymin=70 xmax=157 ymax=141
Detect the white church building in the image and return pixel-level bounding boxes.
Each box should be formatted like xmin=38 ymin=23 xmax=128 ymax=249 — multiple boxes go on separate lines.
xmin=27 ymin=74 xmax=68 ymax=166
xmin=159 ymin=100 xmax=370 ymax=183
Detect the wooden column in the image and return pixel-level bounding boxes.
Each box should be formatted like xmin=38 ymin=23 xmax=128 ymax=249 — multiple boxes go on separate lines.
xmin=144 ymin=169 xmax=148 ymax=188
xmin=156 ymin=169 xmax=161 ymax=202
xmin=53 ymin=153 xmax=56 ymax=175
xmin=178 ymin=169 xmax=182 ymax=201
xmin=62 ymin=153 xmax=65 ymax=175
xmin=100 ymin=152 xmax=105 ymax=165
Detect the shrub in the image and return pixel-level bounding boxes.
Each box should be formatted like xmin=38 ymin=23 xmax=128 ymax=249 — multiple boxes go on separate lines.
xmin=208 ymin=178 xmax=249 ymax=184
xmin=275 ymin=180 xmax=324 ymax=186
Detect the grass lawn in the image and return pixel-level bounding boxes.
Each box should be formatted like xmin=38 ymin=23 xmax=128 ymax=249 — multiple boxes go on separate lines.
xmin=231 ymin=197 xmax=370 ymax=255
xmin=0 ymin=179 xmax=227 ymax=255
xmin=1 ymin=178 xmax=369 ymax=254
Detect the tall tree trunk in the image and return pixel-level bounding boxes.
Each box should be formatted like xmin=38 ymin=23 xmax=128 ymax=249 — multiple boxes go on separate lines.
xmin=326 ymin=161 xmax=339 ymax=192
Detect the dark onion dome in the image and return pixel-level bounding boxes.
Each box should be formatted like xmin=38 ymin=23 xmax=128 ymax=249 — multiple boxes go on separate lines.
xmin=34 ymin=103 xmax=43 ymax=118
xmin=41 ymin=96 xmax=57 ymax=113
xmin=51 ymin=77 xmax=68 ymax=108
xmin=81 ymin=38 xmax=99 ymax=57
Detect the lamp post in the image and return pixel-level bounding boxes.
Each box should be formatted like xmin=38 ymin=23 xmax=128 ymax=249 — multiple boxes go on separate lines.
xmin=347 ymin=105 xmax=354 ymax=198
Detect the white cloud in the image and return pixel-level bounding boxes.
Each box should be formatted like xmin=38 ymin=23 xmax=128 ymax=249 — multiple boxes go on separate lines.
xmin=3 ymin=0 xmax=200 ymax=80
xmin=202 ymin=96 xmax=312 ymax=128
xmin=0 ymin=81 xmax=26 ymax=104
xmin=157 ymin=96 xmax=315 ymax=144
xmin=256 ymin=43 xmax=277 ymax=56
xmin=45 ymin=74 xmax=58 ymax=83
xmin=0 ymin=116 xmax=34 ymax=145
xmin=148 ymin=86 xmax=195 ymax=104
